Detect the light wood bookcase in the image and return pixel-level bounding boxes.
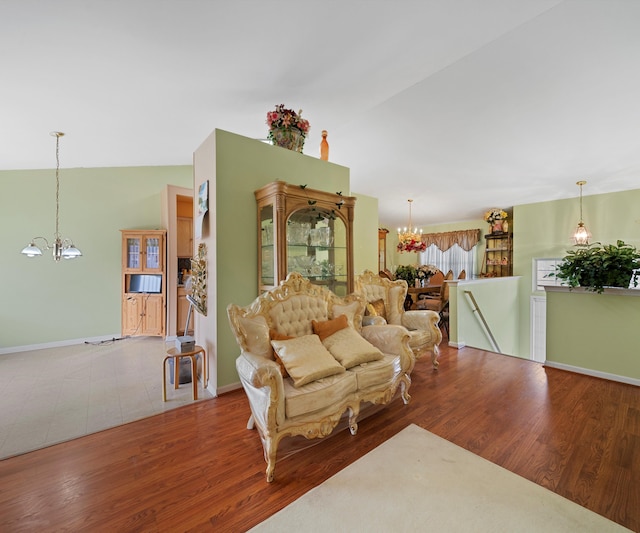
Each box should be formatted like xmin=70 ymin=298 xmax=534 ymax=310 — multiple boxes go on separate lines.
xmin=121 ymin=229 xmax=167 ymax=336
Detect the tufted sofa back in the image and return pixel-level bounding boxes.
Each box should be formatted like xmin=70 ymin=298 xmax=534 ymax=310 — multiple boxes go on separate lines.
xmin=269 ymin=295 xmax=328 ymax=337
xmin=227 ymin=272 xmax=366 ymax=359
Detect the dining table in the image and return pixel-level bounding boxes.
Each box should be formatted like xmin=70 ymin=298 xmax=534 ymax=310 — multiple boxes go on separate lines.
xmin=406 ymin=284 xmax=441 ymax=310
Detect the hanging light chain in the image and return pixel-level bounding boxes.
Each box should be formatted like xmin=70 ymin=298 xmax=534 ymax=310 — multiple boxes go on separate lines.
xmin=53 ymin=131 xmax=63 ymax=240
xmin=577 ymin=180 xmax=586 ymax=223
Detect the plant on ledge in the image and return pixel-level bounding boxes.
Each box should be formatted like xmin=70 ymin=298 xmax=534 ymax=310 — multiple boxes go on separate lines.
xmin=552 ymin=240 xmax=640 ymax=293
xmin=266 ymin=104 xmax=310 ymax=152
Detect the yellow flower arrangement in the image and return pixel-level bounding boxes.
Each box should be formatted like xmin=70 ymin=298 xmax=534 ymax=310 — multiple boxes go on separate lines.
xmin=484 ymin=208 xmax=508 ymax=224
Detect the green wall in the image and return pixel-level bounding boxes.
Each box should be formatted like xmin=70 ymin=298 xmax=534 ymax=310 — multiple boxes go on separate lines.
xmin=0 ymin=166 xmax=192 ymax=349
xmin=452 ymin=277 xmax=520 ymax=355
xmin=514 ymin=188 xmax=640 ymax=358
xmin=199 ymin=130 xmax=379 ymax=389
xmin=546 ymin=288 xmax=640 ymax=380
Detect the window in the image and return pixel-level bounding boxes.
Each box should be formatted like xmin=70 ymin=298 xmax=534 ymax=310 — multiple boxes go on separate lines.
xmin=420 ymin=243 xmax=477 ymax=279
xmin=533 ymin=258 xmax=564 ymax=291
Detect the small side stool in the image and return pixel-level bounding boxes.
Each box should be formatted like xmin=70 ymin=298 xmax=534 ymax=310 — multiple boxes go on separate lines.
xmin=162 ymin=345 xmax=207 ymax=401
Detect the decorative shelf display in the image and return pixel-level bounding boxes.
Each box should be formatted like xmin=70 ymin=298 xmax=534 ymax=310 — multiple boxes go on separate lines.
xmin=482 ymin=232 xmax=513 ymax=278
xmin=255 ymin=181 xmax=356 ymax=296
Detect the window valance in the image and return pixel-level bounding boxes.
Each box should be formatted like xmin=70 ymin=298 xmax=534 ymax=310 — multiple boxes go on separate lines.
xmin=421 ymin=229 xmax=480 ymax=252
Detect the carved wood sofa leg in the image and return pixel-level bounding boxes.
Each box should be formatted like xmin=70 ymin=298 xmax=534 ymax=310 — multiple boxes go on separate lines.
xmin=431 ymin=345 xmax=440 ymax=369
xmin=348 ymin=406 xmax=359 ymax=436
xmin=400 ymin=375 xmax=412 ymax=404
xmin=264 ymin=437 xmax=277 ymax=483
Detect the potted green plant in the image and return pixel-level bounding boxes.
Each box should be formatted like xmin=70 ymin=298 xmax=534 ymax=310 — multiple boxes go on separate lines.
xmin=394 ymin=265 xmax=418 ymax=285
xmin=552 ymin=240 xmax=640 ymax=293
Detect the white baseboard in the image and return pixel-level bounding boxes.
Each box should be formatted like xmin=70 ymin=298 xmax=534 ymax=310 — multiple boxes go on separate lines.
xmin=544 ymin=361 xmax=640 ymax=387
xmin=0 ymin=333 xmax=122 ymax=355
xmin=216 ymin=381 xmax=242 ymax=395
xmin=448 ymin=341 xmax=465 ymax=349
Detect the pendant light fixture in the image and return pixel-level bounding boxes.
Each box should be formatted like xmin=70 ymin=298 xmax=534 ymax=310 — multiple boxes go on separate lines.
xmin=21 ymin=132 xmax=82 ymax=261
xmin=572 ymin=180 xmax=591 ymax=246
xmin=397 ymin=199 xmax=426 ymax=253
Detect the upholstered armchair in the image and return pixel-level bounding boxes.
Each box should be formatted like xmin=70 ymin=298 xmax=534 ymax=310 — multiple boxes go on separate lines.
xmin=355 ymin=270 xmax=442 ymax=368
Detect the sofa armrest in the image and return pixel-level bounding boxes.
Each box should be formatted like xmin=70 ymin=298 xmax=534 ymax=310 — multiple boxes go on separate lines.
xmin=402 ymin=309 xmax=440 ymax=333
xmin=236 ymin=351 xmax=286 ymax=429
xmin=362 ymin=315 xmax=387 ymax=327
xmin=361 ymin=324 xmax=414 ymax=374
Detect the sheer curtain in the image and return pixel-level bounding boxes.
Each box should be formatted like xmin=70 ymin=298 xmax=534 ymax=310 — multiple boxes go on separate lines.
xmin=420 ymin=243 xmax=477 ymax=279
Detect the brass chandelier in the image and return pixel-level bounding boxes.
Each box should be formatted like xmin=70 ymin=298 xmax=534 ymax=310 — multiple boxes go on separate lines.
xmin=397 ymin=199 xmax=426 ymax=253
xmin=21 ymin=132 xmax=82 ymax=261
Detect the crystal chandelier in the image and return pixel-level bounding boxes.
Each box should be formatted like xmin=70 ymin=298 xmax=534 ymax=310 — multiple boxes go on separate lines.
xmin=572 ymin=180 xmax=591 ymax=246
xmin=397 ymin=199 xmax=426 ymax=253
xmin=21 ymin=132 xmax=82 ymax=261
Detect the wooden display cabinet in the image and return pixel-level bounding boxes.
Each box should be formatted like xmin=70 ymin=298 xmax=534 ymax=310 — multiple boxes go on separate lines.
xmin=255 ymin=181 xmax=356 ymax=296
xmin=378 ymin=228 xmax=389 ymax=272
xmin=482 ymin=232 xmax=513 ymax=278
xmin=121 ymin=229 xmax=167 ymax=337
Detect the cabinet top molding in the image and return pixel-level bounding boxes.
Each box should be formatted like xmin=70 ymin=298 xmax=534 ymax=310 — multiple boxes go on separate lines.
xmin=254 ymin=181 xmax=356 ymax=207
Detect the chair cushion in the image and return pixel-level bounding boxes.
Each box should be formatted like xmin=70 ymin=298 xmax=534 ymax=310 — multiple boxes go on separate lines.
xmin=312 ymin=314 xmax=349 ymax=341
xmin=366 ymin=298 xmax=387 ymax=320
xmin=271 ymin=334 xmax=345 ymax=387
xmin=347 ymin=354 xmax=397 ymax=390
xmin=418 ymin=299 xmax=441 ymax=312
xmin=283 ymin=371 xmax=358 ymax=418
xmin=321 ymin=327 xmax=384 ymax=369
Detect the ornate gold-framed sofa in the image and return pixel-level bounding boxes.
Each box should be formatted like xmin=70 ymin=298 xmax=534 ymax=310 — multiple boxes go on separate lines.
xmin=227 ymin=272 xmax=415 ymax=482
xmin=355 ymin=270 xmax=442 ymax=368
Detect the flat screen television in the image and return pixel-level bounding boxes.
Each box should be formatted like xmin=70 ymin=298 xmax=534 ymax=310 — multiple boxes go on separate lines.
xmin=128 ymin=274 xmax=162 ymax=294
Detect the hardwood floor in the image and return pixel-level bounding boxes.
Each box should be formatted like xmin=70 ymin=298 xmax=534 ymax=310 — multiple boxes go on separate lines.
xmin=0 ymin=343 xmax=638 ymax=532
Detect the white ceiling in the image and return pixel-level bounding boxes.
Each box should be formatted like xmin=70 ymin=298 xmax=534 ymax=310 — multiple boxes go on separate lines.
xmin=3 ymin=0 xmax=640 ymax=230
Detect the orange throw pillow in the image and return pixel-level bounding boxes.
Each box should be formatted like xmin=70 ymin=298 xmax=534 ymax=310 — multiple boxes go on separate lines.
xmin=312 ymin=314 xmax=349 ymax=342
xmin=270 ymin=329 xmax=293 ymax=377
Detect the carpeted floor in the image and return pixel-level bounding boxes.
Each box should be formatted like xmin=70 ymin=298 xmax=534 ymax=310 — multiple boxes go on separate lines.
xmin=251 ymin=424 xmax=630 ymax=532
xmin=0 ymin=337 xmax=212 ymax=460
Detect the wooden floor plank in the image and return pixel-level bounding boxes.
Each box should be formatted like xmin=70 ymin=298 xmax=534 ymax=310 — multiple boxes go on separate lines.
xmin=0 ymin=344 xmax=638 ymax=532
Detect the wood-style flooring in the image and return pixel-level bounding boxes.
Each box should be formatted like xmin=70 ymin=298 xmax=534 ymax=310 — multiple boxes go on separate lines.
xmin=0 ymin=343 xmax=638 ymax=532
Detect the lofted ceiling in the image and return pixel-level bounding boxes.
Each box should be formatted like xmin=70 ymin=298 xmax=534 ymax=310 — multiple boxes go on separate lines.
xmin=2 ymin=0 xmax=640 ymax=230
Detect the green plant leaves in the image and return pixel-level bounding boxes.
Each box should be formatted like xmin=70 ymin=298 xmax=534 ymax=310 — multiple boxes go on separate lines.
xmin=553 ymin=240 xmax=640 ymax=293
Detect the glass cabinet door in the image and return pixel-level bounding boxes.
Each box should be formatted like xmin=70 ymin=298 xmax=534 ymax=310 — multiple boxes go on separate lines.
xmin=259 ymin=204 xmax=275 ymax=288
xmin=255 ymin=181 xmax=356 ymax=294
xmin=144 ymin=236 xmax=161 ymax=270
xmin=125 ymin=237 xmax=142 ymax=270
xmin=286 ymin=208 xmax=348 ymax=296
xmin=124 ymin=234 xmax=163 ymax=273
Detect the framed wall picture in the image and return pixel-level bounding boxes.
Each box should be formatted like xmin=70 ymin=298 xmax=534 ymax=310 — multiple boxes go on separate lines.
xmin=196 ymin=180 xmax=209 ymax=239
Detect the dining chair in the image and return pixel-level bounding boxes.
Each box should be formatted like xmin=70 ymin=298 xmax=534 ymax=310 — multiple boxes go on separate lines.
xmin=416 ymin=269 xmax=454 ymax=335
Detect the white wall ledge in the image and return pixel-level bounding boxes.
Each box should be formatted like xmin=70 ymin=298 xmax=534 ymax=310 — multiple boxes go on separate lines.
xmin=451 ymin=276 xmax=521 ymax=286
xmin=544 ymin=285 xmax=640 ymax=297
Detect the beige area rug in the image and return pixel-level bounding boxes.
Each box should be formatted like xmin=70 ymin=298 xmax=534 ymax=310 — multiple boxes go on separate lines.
xmin=252 ymin=424 xmax=629 ymax=533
